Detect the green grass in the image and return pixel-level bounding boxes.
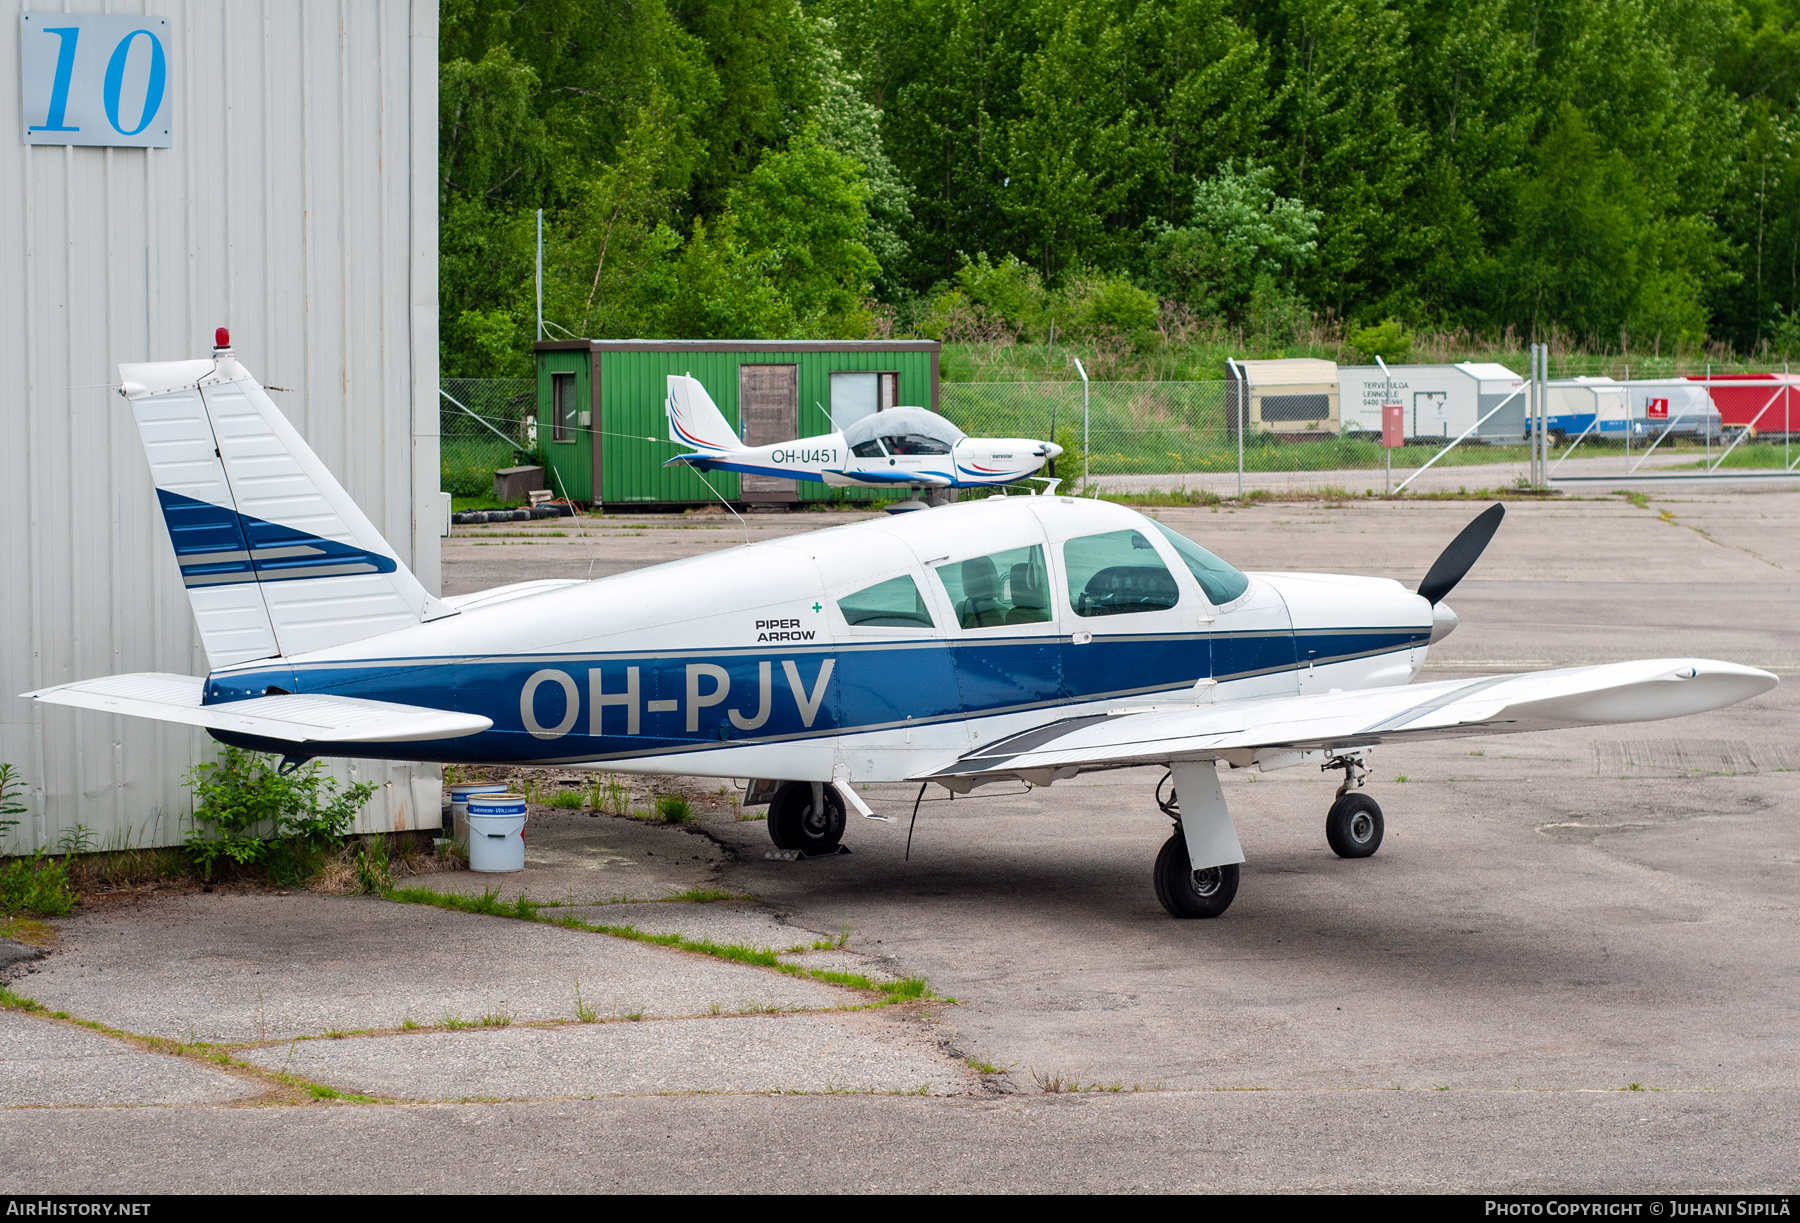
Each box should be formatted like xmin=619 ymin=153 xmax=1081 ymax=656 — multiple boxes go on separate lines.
xmin=1682 ymin=442 xmax=1800 ymax=470
xmin=388 ymin=884 xmax=540 ymax=921
xmin=654 ymin=795 xmax=692 ymax=824
xmin=386 ymin=885 xmax=944 ymax=1005
xmin=549 ymin=789 xmax=586 ymax=810
xmin=0 ymin=985 xmax=46 ymax=1012
xmin=660 ymin=887 xmax=744 ymax=903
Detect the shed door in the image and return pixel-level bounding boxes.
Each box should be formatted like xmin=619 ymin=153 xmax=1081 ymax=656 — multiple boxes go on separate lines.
xmin=739 ymin=364 xmax=798 ymax=500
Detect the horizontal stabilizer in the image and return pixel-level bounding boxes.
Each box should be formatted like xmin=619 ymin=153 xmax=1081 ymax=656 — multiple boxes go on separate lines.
xmin=930 ymin=658 xmax=1778 ymax=780
xmin=24 ymin=673 xmax=492 ymax=744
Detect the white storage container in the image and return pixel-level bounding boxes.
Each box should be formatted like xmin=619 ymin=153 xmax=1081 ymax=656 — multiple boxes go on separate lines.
xmin=466 ymin=794 xmax=527 ymax=873
xmin=448 ymin=782 xmax=509 ymax=842
xmin=1338 ymin=362 xmax=1526 ymax=442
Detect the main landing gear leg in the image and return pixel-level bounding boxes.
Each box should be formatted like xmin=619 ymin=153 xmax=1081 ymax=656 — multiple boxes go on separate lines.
xmin=1322 ymin=752 xmax=1383 ymax=859
xmin=1152 ymin=761 xmax=1244 ymax=919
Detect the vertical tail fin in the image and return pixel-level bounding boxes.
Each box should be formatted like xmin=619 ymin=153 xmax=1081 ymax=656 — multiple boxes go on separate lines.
xmin=120 ymin=338 xmax=453 ymax=667
xmin=666 ymin=374 xmax=745 ymax=453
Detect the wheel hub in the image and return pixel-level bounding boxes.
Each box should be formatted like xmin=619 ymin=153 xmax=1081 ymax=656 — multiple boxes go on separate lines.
xmin=1190 ymin=866 xmax=1223 ymax=897
xmin=802 ymin=802 xmax=831 ymax=837
xmin=1350 ymin=812 xmax=1374 ymax=843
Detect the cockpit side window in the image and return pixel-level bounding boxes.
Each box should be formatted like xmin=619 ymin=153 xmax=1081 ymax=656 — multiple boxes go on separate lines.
xmin=838 ymin=574 xmax=935 ymax=628
xmin=1147 ymin=521 xmax=1250 ymax=605
xmin=933 ymin=545 xmax=1052 ymax=629
xmin=1063 ymin=530 xmax=1181 ymax=617
xmin=885 ymin=433 xmax=952 ymax=456
xmin=850 ymin=438 xmax=887 ymax=458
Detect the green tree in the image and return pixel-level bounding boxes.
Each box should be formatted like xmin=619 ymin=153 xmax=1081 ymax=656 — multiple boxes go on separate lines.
xmin=726 ymin=129 xmax=880 ymax=336
xmin=1147 ymin=160 xmax=1321 ymax=323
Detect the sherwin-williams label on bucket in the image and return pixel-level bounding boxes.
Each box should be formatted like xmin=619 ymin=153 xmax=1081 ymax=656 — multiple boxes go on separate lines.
xmin=467 ymin=793 xmax=526 ymax=817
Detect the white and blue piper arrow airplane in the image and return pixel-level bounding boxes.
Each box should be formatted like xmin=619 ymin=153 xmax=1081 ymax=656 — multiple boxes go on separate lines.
xmin=24 ymin=339 xmax=1780 ymax=917
xmin=662 ymin=373 xmax=1062 ymax=498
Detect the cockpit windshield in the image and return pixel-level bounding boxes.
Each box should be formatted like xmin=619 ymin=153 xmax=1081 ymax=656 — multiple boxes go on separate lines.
xmin=840 ymin=406 xmax=966 ymax=452
xmin=1148 ymin=521 xmax=1250 ymax=605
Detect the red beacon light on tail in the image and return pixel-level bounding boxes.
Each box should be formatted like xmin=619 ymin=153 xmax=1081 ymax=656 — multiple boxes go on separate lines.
xmin=214 ymin=327 xmax=230 ymax=350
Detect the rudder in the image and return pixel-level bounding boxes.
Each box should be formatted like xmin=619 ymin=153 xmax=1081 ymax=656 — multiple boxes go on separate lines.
xmin=666 ymin=374 xmax=745 ymax=453
xmin=120 ymin=334 xmax=453 ymax=668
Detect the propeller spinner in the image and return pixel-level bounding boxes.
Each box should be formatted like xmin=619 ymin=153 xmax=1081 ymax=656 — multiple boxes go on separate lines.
xmin=1418 ymin=503 xmax=1505 ymax=606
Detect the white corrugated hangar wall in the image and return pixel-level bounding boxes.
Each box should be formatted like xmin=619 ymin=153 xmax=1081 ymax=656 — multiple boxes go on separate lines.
xmin=1 ymin=1 xmax=442 ymax=852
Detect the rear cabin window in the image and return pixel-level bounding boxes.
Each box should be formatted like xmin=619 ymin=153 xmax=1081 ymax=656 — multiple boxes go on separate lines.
xmin=838 ymin=575 xmax=935 ymax=628
xmin=1064 ymin=530 xmax=1181 ymax=617
xmin=933 ymin=545 xmax=1052 ymax=629
xmin=1147 ymin=521 xmax=1250 ymax=605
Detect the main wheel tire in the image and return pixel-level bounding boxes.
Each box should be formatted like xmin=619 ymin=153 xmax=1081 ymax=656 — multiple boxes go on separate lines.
xmin=1153 ymin=834 xmax=1240 ymax=919
xmin=767 ymin=782 xmax=847 ymax=854
xmin=1325 ymin=792 xmax=1384 ymax=858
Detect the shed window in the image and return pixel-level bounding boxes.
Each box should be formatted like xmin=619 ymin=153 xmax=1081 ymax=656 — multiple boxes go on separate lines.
xmin=551 ymin=372 xmax=576 ymax=443
xmin=829 ymin=371 xmax=900 ymax=431
xmin=1064 ymin=530 xmax=1180 ymax=618
xmin=839 ymin=575 xmax=934 ymax=628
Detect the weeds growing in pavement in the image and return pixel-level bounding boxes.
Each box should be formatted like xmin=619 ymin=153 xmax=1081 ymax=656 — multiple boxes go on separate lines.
xmin=385 ymin=884 xmax=945 ymax=1005
xmin=661 ymin=887 xmax=739 ymax=903
xmin=549 ymin=789 xmax=585 ymax=810
xmin=654 ymin=795 xmax=692 ymax=823
xmin=573 ymin=979 xmax=598 ymax=1023
xmin=589 ymin=775 xmax=629 ymax=815
xmin=0 ymin=985 xmax=46 ymax=1012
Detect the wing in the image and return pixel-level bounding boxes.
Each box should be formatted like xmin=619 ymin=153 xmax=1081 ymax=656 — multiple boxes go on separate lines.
xmin=23 ymin=673 xmax=492 ymax=744
xmin=926 ymin=658 xmax=1777 ymax=785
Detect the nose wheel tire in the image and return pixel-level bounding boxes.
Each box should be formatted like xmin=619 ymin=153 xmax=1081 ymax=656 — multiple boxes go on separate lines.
xmin=1326 ymin=793 xmax=1384 ymax=858
xmin=768 ymin=782 xmax=847 ymax=854
xmin=1153 ymin=834 xmax=1240 ymax=919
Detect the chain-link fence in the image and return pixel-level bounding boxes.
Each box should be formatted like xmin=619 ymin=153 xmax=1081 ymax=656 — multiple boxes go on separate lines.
xmin=440 ymin=378 xmax=537 ymax=499
xmin=936 ymin=379 xmax=1800 ymax=493
xmin=437 ymin=375 xmax=1792 ymax=504
xmin=937 ymin=380 xmax=1544 ymax=493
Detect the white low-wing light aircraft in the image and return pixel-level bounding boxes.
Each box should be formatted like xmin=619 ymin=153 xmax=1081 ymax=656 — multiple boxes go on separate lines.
xmin=663 ymin=373 xmax=1062 ymax=497
xmin=26 ymin=340 xmax=1779 ymax=917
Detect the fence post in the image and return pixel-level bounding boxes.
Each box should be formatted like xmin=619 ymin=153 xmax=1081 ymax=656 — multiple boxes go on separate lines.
xmin=535 ymin=208 xmax=545 ymax=343
xmin=1376 ymin=355 xmax=1393 ymax=494
xmin=1225 ymin=358 xmax=1245 ymax=499
xmin=1073 ymin=358 xmax=1089 ymax=493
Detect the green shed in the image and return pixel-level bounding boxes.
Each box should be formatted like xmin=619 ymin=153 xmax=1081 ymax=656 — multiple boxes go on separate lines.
xmin=532 ymin=339 xmax=941 ymax=507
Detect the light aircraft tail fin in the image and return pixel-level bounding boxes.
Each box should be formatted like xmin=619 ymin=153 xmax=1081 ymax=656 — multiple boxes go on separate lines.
xmin=666 ymin=374 xmax=745 ymax=453
xmin=119 ymin=332 xmax=455 ymax=669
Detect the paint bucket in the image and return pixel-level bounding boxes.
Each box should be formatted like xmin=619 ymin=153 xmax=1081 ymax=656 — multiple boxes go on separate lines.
xmin=466 ymin=793 xmax=527 ymax=873
xmin=448 ymin=782 xmax=509 ymax=841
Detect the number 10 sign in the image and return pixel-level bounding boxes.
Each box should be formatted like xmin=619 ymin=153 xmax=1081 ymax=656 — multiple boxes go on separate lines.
xmin=19 ymin=12 xmax=172 ymax=148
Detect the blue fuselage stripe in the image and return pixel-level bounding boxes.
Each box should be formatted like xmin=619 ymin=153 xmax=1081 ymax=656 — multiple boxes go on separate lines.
xmin=203 ymin=628 xmax=1426 ymax=764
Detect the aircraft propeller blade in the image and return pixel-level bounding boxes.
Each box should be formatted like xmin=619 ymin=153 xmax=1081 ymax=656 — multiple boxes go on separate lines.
xmin=1417 ymin=502 xmax=1505 ymax=606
